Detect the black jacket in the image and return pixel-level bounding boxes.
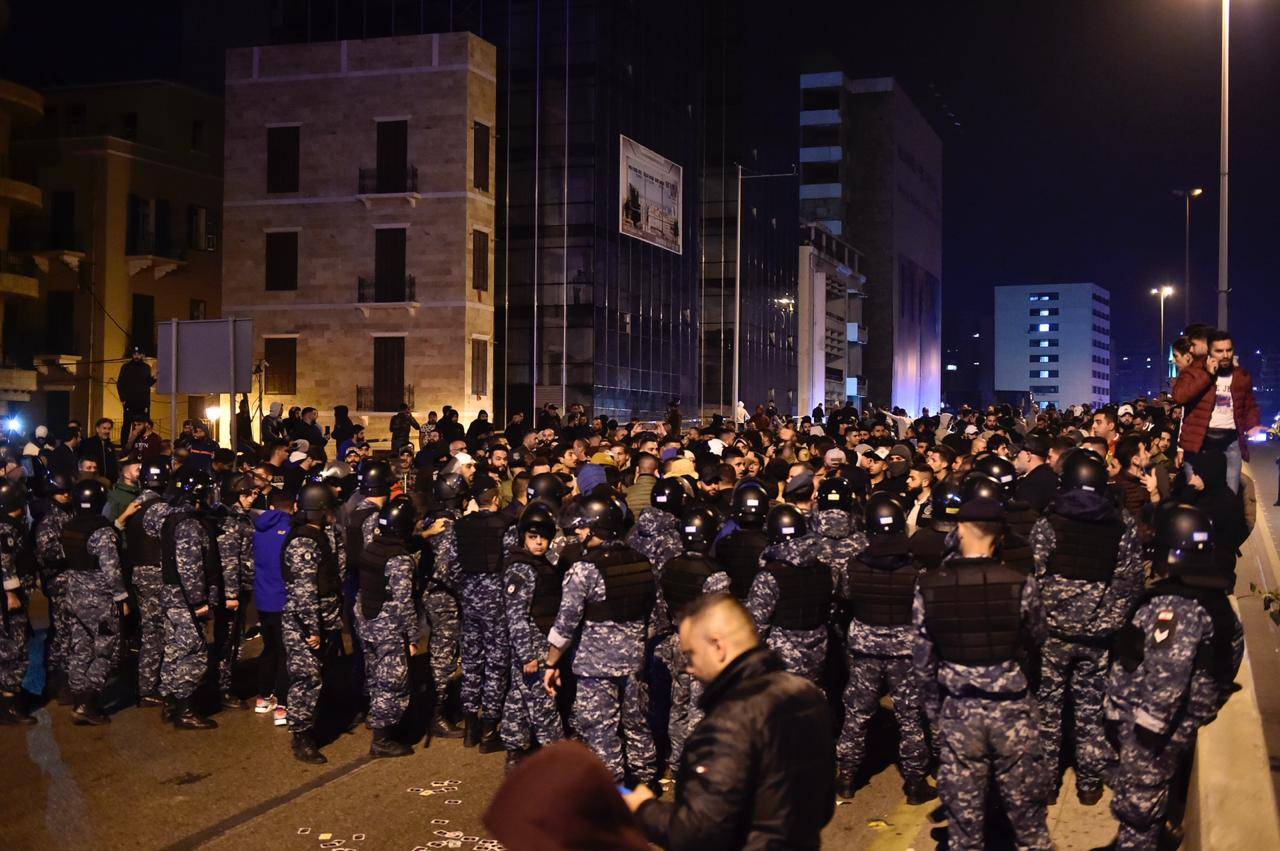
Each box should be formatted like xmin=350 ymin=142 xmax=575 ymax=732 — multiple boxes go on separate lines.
xmin=636 ymin=646 xmax=834 ymax=850
xmin=116 ymin=359 xmax=155 ymax=409
xmin=1015 ymin=463 xmax=1059 ymax=514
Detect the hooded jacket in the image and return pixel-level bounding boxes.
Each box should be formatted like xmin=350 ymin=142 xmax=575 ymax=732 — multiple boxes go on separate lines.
xmin=253 ymin=508 xmax=292 ymax=612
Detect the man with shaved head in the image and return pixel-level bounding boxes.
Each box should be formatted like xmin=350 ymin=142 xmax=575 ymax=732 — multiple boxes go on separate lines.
xmin=624 ymin=594 xmax=834 ymax=848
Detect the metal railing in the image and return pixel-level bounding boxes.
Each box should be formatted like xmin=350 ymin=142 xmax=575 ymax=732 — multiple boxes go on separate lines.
xmin=357 ymin=383 xmax=414 ymax=412
xmin=357 ymin=164 xmax=418 ymax=194
xmin=357 ymin=274 xmax=416 ymax=303
xmin=125 ymin=231 xmax=186 ymax=261
xmin=0 ymin=250 xmax=38 ymax=277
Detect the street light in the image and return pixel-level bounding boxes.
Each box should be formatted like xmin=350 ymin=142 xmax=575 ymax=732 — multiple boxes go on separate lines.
xmin=1150 ymin=286 xmax=1175 ymax=386
xmin=1172 ymin=187 xmax=1203 ymax=329
xmin=1217 ymin=0 xmax=1230 ymax=329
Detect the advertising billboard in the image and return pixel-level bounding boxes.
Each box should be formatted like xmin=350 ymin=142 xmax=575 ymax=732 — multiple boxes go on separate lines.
xmin=619 ymin=135 xmax=682 ymax=254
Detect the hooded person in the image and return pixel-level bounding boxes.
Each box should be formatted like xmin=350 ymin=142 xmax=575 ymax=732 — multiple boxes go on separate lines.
xmin=262 ymin=402 xmax=287 ymax=443
xmin=330 ymin=405 xmax=356 ymax=447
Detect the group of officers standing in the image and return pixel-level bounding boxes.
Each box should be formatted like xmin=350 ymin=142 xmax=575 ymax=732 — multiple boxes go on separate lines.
xmin=0 ymin=416 xmax=1246 ymax=851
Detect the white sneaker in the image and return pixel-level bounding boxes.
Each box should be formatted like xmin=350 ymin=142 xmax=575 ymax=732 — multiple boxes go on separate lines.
xmin=273 ymin=707 xmax=287 ymax=726
xmin=255 ymin=696 xmax=278 ymax=714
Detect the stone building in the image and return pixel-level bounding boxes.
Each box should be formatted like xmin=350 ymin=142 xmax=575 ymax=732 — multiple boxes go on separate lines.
xmin=221 ymin=32 xmax=497 ymax=443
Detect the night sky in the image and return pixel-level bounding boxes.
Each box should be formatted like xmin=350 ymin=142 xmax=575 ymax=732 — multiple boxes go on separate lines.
xmin=5 ymin=0 xmax=1277 ymax=373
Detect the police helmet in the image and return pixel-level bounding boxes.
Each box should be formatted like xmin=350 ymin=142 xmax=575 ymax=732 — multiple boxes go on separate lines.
xmin=377 ymin=496 xmax=418 ymax=541
xmin=864 ymin=493 xmax=907 ymax=537
xmin=960 ymin=473 xmax=1005 ymax=506
xmin=930 ymin=478 xmax=964 ymax=523
xmin=817 ymin=475 xmax=856 ymax=513
xmin=0 ymin=480 xmax=27 ymax=513
xmin=1154 ymin=503 xmax=1225 ymax=588
xmin=765 ymin=503 xmax=807 ymax=544
xmin=578 ymin=493 xmax=626 ymax=540
xmin=140 ymin=461 xmax=170 ymax=492
xmin=527 ymin=472 xmax=568 ymax=508
xmin=679 ymin=505 xmax=720 ymax=554
xmin=650 ymin=477 xmax=688 ymax=515
xmin=1059 ymin=449 xmax=1109 ymax=493
xmin=558 ymin=500 xmax=586 ymax=533
xmin=971 ymin=454 xmax=1018 ymax=497
xmin=295 ymin=481 xmax=335 ymax=524
xmin=358 ymin=458 xmax=394 ymax=497
xmin=172 ymin=468 xmax=213 ymax=507
xmin=227 ymin=473 xmax=257 ymax=498
xmin=433 ymin=472 xmax=469 ymax=509
xmin=45 ymin=470 xmax=74 ymax=497
xmin=731 ymin=479 xmax=770 ymax=528
xmin=72 ymin=479 xmax=106 ymax=515
xmin=518 ymin=501 xmax=559 ymax=543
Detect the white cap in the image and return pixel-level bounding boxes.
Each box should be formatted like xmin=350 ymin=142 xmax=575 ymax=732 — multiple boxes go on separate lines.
xmin=706 ymin=438 xmax=725 ymax=456
xmin=288 ymin=450 xmax=308 ymax=464
xmin=964 ymin=424 xmax=978 ymax=436
xmin=1118 ymin=404 xmax=1134 ymax=417
xmin=34 ymin=425 xmax=48 ymax=439
xmin=452 ymin=452 xmax=475 ymax=466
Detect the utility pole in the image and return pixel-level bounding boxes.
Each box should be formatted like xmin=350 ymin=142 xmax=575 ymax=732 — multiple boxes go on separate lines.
xmin=1217 ymin=0 xmax=1230 ymax=329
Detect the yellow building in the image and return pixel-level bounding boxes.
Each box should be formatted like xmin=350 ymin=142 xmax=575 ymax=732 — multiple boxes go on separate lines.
xmin=7 ymin=80 xmax=223 ymax=435
xmin=0 ymin=0 xmax=44 ymax=415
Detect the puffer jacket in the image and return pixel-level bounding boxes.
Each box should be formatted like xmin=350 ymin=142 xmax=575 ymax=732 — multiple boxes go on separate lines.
xmin=1172 ymin=361 xmax=1260 ymax=459
xmin=635 ymin=646 xmax=834 ymax=849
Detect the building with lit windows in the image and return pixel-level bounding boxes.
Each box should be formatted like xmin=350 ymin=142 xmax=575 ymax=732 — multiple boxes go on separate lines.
xmin=993 ymin=282 xmax=1110 ymax=409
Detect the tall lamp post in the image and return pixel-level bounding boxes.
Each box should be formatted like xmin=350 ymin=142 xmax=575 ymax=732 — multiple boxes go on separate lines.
xmin=1217 ymin=0 xmax=1230 ymax=329
xmin=1151 ymin=285 xmax=1175 ymax=388
xmin=1172 ymin=188 xmax=1203 ymax=329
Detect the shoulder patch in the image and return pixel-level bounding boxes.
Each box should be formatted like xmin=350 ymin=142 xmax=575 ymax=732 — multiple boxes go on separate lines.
xmin=1153 ymin=609 xmax=1176 ymax=645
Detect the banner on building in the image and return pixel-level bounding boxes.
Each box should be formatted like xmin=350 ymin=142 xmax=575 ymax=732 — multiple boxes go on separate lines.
xmin=619 ymin=135 xmax=682 ymax=255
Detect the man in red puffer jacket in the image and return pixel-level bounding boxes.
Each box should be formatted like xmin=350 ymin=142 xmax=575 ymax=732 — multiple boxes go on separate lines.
xmin=1171 ymin=329 xmax=1261 ymax=494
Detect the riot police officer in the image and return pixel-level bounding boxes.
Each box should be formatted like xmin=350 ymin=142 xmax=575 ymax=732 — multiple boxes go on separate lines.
xmin=33 ymin=471 xmax=74 ymax=702
xmin=127 ymin=460 xmax=172 ymax=707
xmin=212 ymin=473 xmax=259 ymax=710
xmin=342 ymin=458 xmax=395 ymax=722
xmin=908 ymin=478 xmax=963 ymax=572
xmin=973 ymin=455 xmax=1037 ymax=574
xmin=714 ymin=479 xmax=771 ymax=600
xmin=0 ymin=481 xmax=35 ymax=724
xmin=420 ymin=472 xmax=467 ymax=740
xmin=625 ymin=476 xmax=686 ymax=571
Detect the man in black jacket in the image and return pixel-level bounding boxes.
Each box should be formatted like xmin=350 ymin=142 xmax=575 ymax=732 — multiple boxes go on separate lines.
xmin=116 ymin=346 xmax=155 ymax=439
xmin=625 ymin=593 xmax=834 ymax=849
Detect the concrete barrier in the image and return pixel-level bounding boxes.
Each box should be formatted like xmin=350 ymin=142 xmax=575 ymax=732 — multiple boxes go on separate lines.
xmin=1184 ymin=597 xmax=1280 ymax=850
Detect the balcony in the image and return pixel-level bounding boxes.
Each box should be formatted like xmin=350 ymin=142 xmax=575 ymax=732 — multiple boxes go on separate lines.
xmin=125 ymin=232 xmax=187 ymax=279
xmin=356 ymin=274 xmax=418 ymax=317
xmin=0 ymin=250 xmax=38 ymax=298
xmin=357 ymin=383 xmax=413 ymax=413
xmin=356 ymin=165 xmax=421 ymax=208
xmin=0 ymin=79 xmax=44 ymax=126
xmin=0 ymin=366 xmax=38 ymax=402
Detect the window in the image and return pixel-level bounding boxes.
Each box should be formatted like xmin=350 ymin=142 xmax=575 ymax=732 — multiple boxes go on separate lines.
xmin=65 ymin=103 xmax=86 ymax=136
xmin=191 ymin=120 xmax=205 ymax=152
xmin=265 ymin=231 xmax=299 ymax=291
xmin=1029 ymin=355 xmax=1059 ymax=363
xmin=50 ymin=190 xmax=76 ymax=249
xmin=1029 ymin=308 xmax=1059 ymax=317
xmin=801 ymin=125 xmax=840 ymax=147
xmin=473 ymin=122 xmax=490 ymax=191
xmin=1030 ymin=385 xmax=1059 ymax=394
xmin=1093 ymin=309 xmax=1110 ymax=321
xmin=263 ymin=338 xmax=297 ymax=395
xmin=46 ymin=291 xmax=76 ymax=354
xmin=1030 ymin=369 xmax=1059 ymax=379
xmin=1093 ymin=293 xmax=1110 ymax=306
xmin=131 ymin=294 xmax=156 ymax=355
xmin=373 ymin=336 xmax=405 ymax=411
xmin=189 ymin=299 xmax=207 ymax=320
xmin=374 ymin=120 xmax=408 ymax=192
xmin=266 ymin=126 xmax=300 ymax=193
xmin=1093 ymin=338 xmax=1110 ymax=351
xmin=802 ymin=162 xmax=839 ymax=184
xmin=120 ymin=113 xmax=138 ymax=141
xmin=1029 ymin=338 xmax=1059 ymax=348
xmin=126 ymin=194 xmax=151 ymax=254
xmin=472 ymin=229 xmax=489 ymax=291
xmin=187 ymin=204 xmax=217 ymax=250
xmin=1092 ymin=324 xmax=1109 ymax=335
xmin=471 ymin=339 xmax=488 ymax=396
xmin=1028 ymin=292 xmax=1059 ymax=302
xmin=1028 ymin=323 xmax=1059 ymax=333
xmin=802 ymin=88 xmax=839 ymax=110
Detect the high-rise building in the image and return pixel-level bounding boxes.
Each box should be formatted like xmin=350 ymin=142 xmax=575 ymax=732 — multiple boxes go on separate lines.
xmin=798 ymin=72 xmax=942 ymax=415
xmin=220 ymin=33 xmax=497 ymax=437
xmin=8 ymin=80 xmax=223 ymax=431
xmin=993 ymin=282 xmax=1111 ymax=409
xmin=798 ymin=223 xmax=866 ymax=415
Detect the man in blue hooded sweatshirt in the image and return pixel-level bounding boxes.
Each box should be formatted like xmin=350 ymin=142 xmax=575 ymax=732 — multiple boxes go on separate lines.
xmin=252 ymin=489 xmax=294 ymax=721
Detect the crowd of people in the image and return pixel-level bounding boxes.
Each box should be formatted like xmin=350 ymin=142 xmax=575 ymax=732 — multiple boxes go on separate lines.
xmin=0 ymin=322 xmax=1261 ymax=850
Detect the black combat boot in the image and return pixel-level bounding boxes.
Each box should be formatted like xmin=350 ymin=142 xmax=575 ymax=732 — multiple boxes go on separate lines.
xmin=137 ymin=693 xmax=164 ymax=708
xmin=0 ymin=693 xmax=37 ymax=725
xmin=161 ymin=696 xmax=176 ymax=723
xmin=462 ymin=712 xmax=482 ymax=748
xmin=1077 ymin=786 xmax=1103 ymax=806
xmin=172 ymin=698 xmax=218 ymax=730
xmin=220 ymin=691 xmax=249 ymax=710
xmin=71 ymin=694 xmax=110 ymax=726
xmin=370 ymin=728 xmax=412 ymax=758
xmin=429 ymin=709 xmax=464 ymax=740
xmin=477 ymin=718 xmax=503 ymax=754
xmin=292 ymin=732 xmax=327 ymax=764
xmin=904 ymin=778 xmax=938 ymax=805
xmin=836 ymin=771 xmax=858 ymax=800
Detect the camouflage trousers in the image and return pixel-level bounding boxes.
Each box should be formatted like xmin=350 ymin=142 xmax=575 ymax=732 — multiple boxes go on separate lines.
xmin=213 ymin=598 xmax=247 ymax=693
xmin=422 ymin=589 xmax=460 ymax=708
xmin=133 ymin=565 xmax=165 ymax=696
xmin=355 ymin=613 xmax=410 ymax=730
xmin=41 ymin=572 xmax=69 ymax=676
xmin=283 ymin=614 xmax=324 ymax=733
xmin=66 ymin=600 xmax=120 ymax=697
xmin=766 ymin=627 xmax=827 ymax=686
xmin=575 ymin=673 xmax=658 ymax=783
xmin=1036 ymin=635 xmax=1112 ymax=795
xmin=0 ymin=597 xmax=29 ymax=694
xmin=659 ymin=634 xmax=704 ymax=773
xmin=159 ymin=604 xmax=207 ymax=700
xmin=499 ymin=661 xmax=564 ymax=751
xmin=1109 ymin=721 xmax=1190 ymax=850
xmin=937 ymin=695 xmax=1052 ymax=851
xmin=838 ymin=652 xmax=929 ymax=783
xmin=458 ymin=574 xmax=509 ymax=718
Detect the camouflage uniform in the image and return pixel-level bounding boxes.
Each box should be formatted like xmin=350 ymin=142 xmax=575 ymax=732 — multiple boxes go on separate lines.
xmin=133 ymin=494 xmax=174 ymax=696
xmin=343 ymin=499 xmax=381 ymax=701
xmin=34 ymin=505 xmax=72 ymax=677
xmin=746 ymin=534 xmax=832 ymax=684
xmin=455 ymin=512 xmax=511 ymax=721
xmin=624 ymin=507 xmax=684 ymax=575
xmin=283 ymin=524 xmax=344 ymax=733
xmin=548 ymin=546 xmax=658 ymax=783
xmin=1104 ymin=590 xmax=1243 ymax=850
xmin=213 ymin=503 xmax=256 ymax=692
xmin=355 ymin=551 xmax=417 ymax=729
xmin=421 ymin=513 xmax=461 ymax=711
xmin=0 ymin=516 xmax=34 ymax=695
xmin=499 ymin=552 xmax=566 ymax=751
xmin=1030 ymin=498 xmax=1145 ymax=797
xmin=64 ymin=525 xmax=128 ymax=698
xmin=913 ymin=559 xmax=1051 ymax=851
xmin=159 ymin=511 xmax=215 ymax=701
